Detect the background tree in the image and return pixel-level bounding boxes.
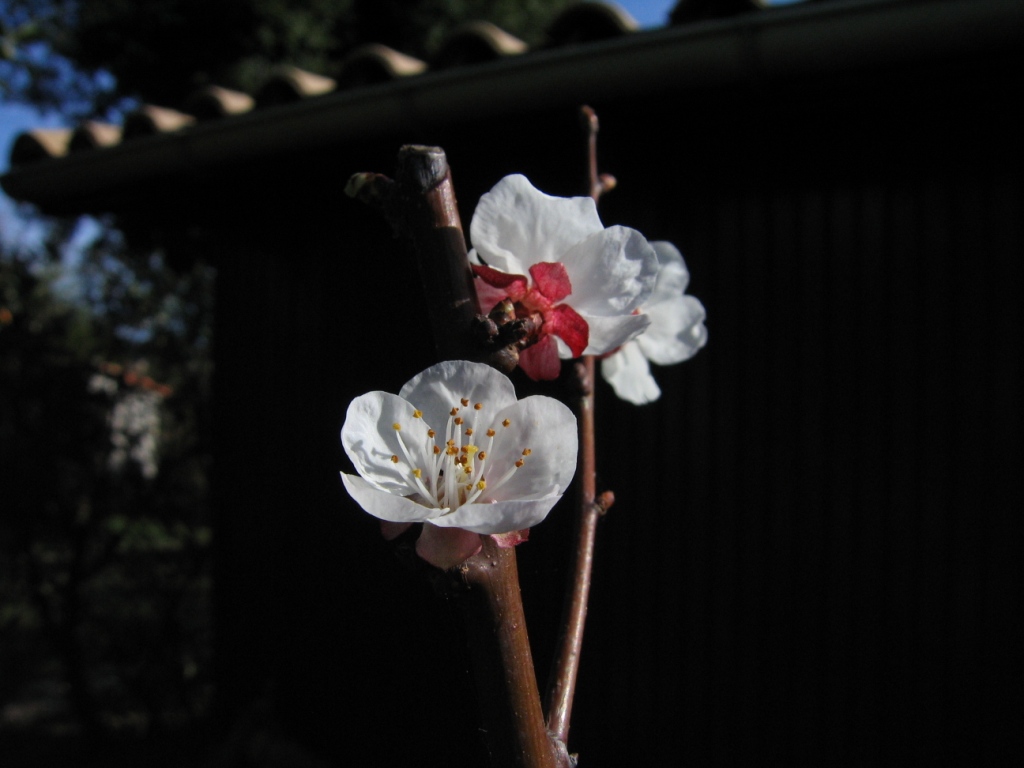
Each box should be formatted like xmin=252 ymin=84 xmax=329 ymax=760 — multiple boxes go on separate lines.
xmin=0 ymin=225 xmax=214 ymax=753
xmin=1 ymin=0 xmax=572 ymax=760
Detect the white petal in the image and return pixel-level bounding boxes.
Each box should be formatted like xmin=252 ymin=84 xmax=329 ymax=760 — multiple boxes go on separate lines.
xmin=647 ymin=244 xmax=688 ymax=309
xmin=581 ymin=312 xmax=651 ymax=356
xmin=342 ymin=391 xmax=434 ymax=493
xmin=429 ymin=493 xmax=565 ymax=534
xmin=341 ymin=473 xmax=440 ymax=523
xmin=399 ymin=360 xmax=517 ymax=431
xmin=650 ymin=241 xmax=690 ymax=295
xmin=481 ymin=395 xmax=578 ymax=501
xmin=559 ymin=226 xmax=659 ymax=316
xmin=601 ymin=342 xmax=662 ymax=405
xmin=469 ymin=175 xmax=603 ymax=273
xmin=637 ymin=295 xmax=708 ymax=365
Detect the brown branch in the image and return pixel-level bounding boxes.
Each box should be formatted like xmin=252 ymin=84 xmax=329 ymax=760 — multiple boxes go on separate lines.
xmin=456 ymin=538 xmax=566 ymax=768
xmin=347 ymin=145 xmax=480 ymax=361
xmin=349 ymin=146 xmax=560 ymax=768
xmin=545 ymin=105 xmax=616 ymax=748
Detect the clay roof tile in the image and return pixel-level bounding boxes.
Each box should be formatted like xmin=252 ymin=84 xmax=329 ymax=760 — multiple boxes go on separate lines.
xmin=431 ymin=21 xmax=528 ymax=70
xmin=9 ymin=128 xmax=73 ymax=167
xmin=336 ymin=44 xmax=427 ymax=89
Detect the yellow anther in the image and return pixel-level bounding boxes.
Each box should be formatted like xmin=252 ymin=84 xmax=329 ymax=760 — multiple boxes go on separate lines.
xmin=454 ymin=417 xmax=464 ymax=425
xmin=391 ymin=455 xmax=399 ymax=463
xmin=515 ymin=459 xmax=524 ymax=468
xmin=450 ymin=407 xmax=459 ymax=416
xmin=474 ymin=402 xmax=483 ymax=410
xmin=412 ymin=468 xmax=422 ymax=478
xmin=461 ymin=398 xmax=469 ymax=407
xmin=502 ymin=419 xmax=511 ymax=428
xmin=447 ymin=439 xmax=456 ymax=446
xmin=522 ymin=448 xmax=532 ymax=456
xmin=412 ymin=410 xmax=423 ymax=418
xmin=476 ymin=480 xmax=487 ymax=491
xmin=446 ymin=446 xmax=458 ymax=456
xmin=465 ymin=428 xmax=474 ymax=436
xmin=486 ymin=428 xmax=496 ymax=437
xmin=427 ymin=429 xmax=436 ymax=438
xmin=478 ymin=451 xmax=487 ymax=460
xmin=392 ymin=423 xmax=401 ymax=431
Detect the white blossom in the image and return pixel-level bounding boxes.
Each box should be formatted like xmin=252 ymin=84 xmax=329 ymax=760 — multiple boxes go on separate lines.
xmin=470 ymin=175 xmax=659 ymax=380
xmin=601 ymin=242 xmax=707 ymax=405
xmin=341 ymin=360 xmax=577 ymax=568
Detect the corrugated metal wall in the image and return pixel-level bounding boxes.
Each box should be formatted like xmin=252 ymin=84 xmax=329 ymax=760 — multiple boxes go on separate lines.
xmin=207 ymin=46 xmax=1020 ymax=768
xmin=566 ymin=60 xmax=1022 ymax=765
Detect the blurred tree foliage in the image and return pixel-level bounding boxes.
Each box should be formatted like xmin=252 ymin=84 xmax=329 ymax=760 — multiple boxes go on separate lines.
xmin=0 ymin=0 xmax=569 ymax=751
xmin=0 ymin=226 xmax=214 ymax=741
xmin=1 ymin=0 xmax=572 ymax=118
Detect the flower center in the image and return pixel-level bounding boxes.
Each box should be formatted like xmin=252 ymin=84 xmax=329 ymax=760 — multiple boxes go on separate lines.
xmin=390 ymin=399 xmax=531 ymax=512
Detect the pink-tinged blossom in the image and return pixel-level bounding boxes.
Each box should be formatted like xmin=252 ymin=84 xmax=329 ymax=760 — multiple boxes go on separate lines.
xmin=469 ymin=175 xmax=660 ymax=380
xmin=601 ymin=242 xmax=708 ymax=405
xmin=341 ymin=360 xmax=578 ymax=569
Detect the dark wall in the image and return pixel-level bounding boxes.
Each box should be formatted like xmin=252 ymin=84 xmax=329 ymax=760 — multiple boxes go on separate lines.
xmin=204 ymin=47 xmax=1020 ymax=767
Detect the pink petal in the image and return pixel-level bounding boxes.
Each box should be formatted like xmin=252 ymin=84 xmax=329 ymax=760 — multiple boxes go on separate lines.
xmin=474 ymin=278 xmax=514 ymax=314
xmin=472 ymin=264 xmax=528 ymax=302
xmin=490 ymin=529 xmax=530 ymax=548
xmin=415 ymin=525 xmax=483 ymax=570
xmin=529 ymin=262 xmax=572 ymax=303
xmin=518 ymin=335 xmax=562 ymax=381
xmin=380 ymin=521 xmax=413 ymax=541
xmin=546 ymin=304 xmax=589 ymax=358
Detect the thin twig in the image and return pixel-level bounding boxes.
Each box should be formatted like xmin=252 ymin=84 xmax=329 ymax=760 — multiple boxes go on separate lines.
xmin=544 ymin=106 xmax=616 ymax=747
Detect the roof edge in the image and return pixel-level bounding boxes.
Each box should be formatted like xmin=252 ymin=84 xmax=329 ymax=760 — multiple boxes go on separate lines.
xmin=4 ymin=0 xmax=1022 ymax=213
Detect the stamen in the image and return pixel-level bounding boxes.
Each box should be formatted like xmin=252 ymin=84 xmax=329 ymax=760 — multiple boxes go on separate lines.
xmin=460 ymin=398 xmax=469 ymax=407
xmin=450 ymin=407 xmax=459 ymax=416
xmin=391 ymin=455 xmax=399 ymax=463
xmin=412 ymin=410 xmax=423 ymax=418
xmin=463 ymin=477 xmax=488 ymax=505
xmin=522 ymin=448 xmax=532 ymax=456
xmin=427 ymin=429 xmax=436 ymax=438
xmin=392 ymin=423 xmax=401 ymax=431
xmin=487 ymin=459 xmax=524 ymax=495
xmin=465 ymin=428 xmax=474 ymax=436
xmin=433 ymin=446 xmax=441 ymax=454
xmin=393 ymin=426 xmax=425 ymax=486
xmin=454 ymin=417 xmax=464 ymax=425
xmin=478 ymin=451 xmax=487 ymax=460
xmin=486 ymin=429 xmax=496 ymax=437
xmin=502 ymin=419 xmax=511 ymax=428
xmin=412 ymin=468 xmax=422 ymax=478
xmin=474 ymin=403 xmax=483 ymax=410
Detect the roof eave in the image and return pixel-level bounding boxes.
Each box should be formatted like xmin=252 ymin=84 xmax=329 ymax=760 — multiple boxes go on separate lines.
xmin=3 ymin=0 xmax=1021 ymax=214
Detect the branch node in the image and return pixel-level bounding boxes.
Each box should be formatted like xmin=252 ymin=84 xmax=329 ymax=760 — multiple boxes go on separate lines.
xmin=594 ymin=490 xmax=615 ymax=516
